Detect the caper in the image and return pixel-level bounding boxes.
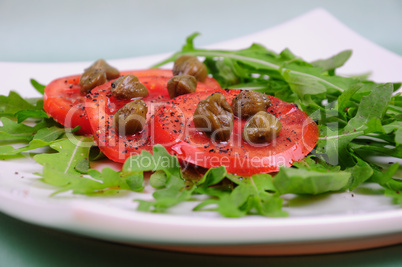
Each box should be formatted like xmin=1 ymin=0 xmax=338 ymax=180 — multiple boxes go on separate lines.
xmin=79 ymin=68 xmax=107 ymax=94
xmin=79 ymin=59 xmax=120 ymax=94
xmin=167 ymin=75 xmax=197 ymax=98
xmin=243 ymin=111 xmax=282 ymax=144
xmin=193 ymin=93 xmax=234 ymax=142
xmin=231 ymin=90 xmax=272 ymax=119
xmin=110 ymin=74 xmax=149 ymax=100
xmin=113 ymin=99 xmax=148 ymax=135
xmin=173 ymin=55 xmax=208 ymax=82
xmin=88 ymin=59 xmax=120 ymax=80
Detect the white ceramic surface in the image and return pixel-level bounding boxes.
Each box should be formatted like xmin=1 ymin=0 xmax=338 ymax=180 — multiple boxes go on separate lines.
xmin=0 ymin=9 xmax=402 ymax=255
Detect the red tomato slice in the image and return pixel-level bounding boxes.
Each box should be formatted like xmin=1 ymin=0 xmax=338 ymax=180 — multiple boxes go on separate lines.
xmin=153 ymin=89 xmax=319 ymax=176
xmin=43 ymin=69 xmax=221 ymax=135
xmin=85 ymin=77 xmax=220 ymax=162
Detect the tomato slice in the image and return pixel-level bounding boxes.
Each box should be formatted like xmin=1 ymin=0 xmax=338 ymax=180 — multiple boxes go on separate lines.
xmin=153 ymin=89 xmax=319 ymax=176
xmin=43 ymin=69 xmax=221 ymax=135
xmin=85 ymin=77 xmax=220 ymax=162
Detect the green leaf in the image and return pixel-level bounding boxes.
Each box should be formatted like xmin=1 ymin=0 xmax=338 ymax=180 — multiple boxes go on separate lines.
xmin=123 ymin=145 xmax=181 ymax=175
xmin=311 ymin=50 xmax=352 ymax=72
xmin=273 ymin=167 xmax=351 ymax=195
xmin=127 ymin=145 xmax=192 ymax=212
xmin=0 ymin=91 xmax=37 ymax=115
xmin=0 ymin=117 xmax=39 ymax=141
xmin=282 ymin=69 xmax=326 ymax=98
xmin=54 ymin=167 xmax=140 ymax=195
xmin=204 ymin=57 xmax=241 ymax=87
xmin=150 ymin=170 xmax=167 ymax=189
xmin=345 ymin=156 xmax=373 ymax=190
xmin=351 ymin=141 xmax=402 ymax=158
xmin=217 ymin=174 xmax=285 ymax=217
xmin=34 ymin=137 xmax=144 ymax=195
xmin=33 ymin=126 xmax=65 ymax=142
xmin=74 ymin=158 xmax=90 ymax=174
xmin=345 ymin=83 xmax=393 ymax=133
xmin=125 ymin=171 xmax=144 ymax=192
xmin=195 ymin=166 xmax=228 ymax=197
xmin=369 ymin=163 xmax=401 ymax=191
xmin=195 ymin=173 xmax=285 ymax=217
xmin=0 ymin=123 xmax=65 ymax=156
xmin=197 ymin=165 xmax=227 ymax=187
xmin=30 ymin=79 xmax=46 ymax=95
xmin=182 ymin=32 xmax=200 ymax=52
xmin=0 ymin=138 xmax=61 ymax=156
xmin=35 ymin=137 xmax=93 ymax=181
xmin=364 ymin=118 xmax=385 ymax=134
xmin=15 ymin=110 xmax=48 ymax=123
xmin=316 ymin=83 xmax=394 ymax=167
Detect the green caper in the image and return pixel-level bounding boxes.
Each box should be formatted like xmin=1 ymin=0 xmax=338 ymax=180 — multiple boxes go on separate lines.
xmin=167 ymin=75 xmax=197 ymax=98
xmin=110 ymin=74 xmax=149 ymax=100
xmin=113 ymin=99 xmax=148 ymax=135
xmin=79 ymin=68 xmax=107 ymax=94
xmin=173 ymin=55 xmax=208 ymax=82
xmin=193 ymin=93 xmax=234 ymax=142
xmin=231 ymin=90 xmax=272 ymax=119
xmin=243 ymin=111 xmax=282 ymax=144
xmin=79 ymin=59 xmax=120 ymax=94
xmin=88 ymin=59 xmax=120 ymax=80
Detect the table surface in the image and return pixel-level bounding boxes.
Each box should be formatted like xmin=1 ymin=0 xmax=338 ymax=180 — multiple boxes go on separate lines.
xmin=1 ymin=0 xmax=402 ymax=266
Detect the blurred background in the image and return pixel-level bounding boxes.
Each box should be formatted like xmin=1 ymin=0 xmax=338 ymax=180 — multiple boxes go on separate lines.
xmin=1 ymin=0 xmax=401 ymax=62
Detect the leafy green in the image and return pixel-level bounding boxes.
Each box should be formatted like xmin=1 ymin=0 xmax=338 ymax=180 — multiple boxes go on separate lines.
xmin=34 ymin=137 xmax=144 ymax=195
xmin=273 ymin=167 xmax=350 ymax=195
xmin=311 ymin=50 xmax=352 ymax=72
xmin=0 ymin=118 xmax=64 ymax=155
xmin=0 ymin=85 xmax=64 ymax=156
xmin=30 ymin=79 xmax=46 ymax=95
xmin=0 ymin=117 xmax=44 ymax=141
xmin=196 ymin=173 xmax=286 ymax=217
xmin=34 ymin=137 xmax=93 ymax=184
xmin=0 ymin=91 xmax=43 ymax=116
xmin=124 ymin=145 xmax=193 ymax=212
xmin=15 ymin=110 xmax=48 ymax=123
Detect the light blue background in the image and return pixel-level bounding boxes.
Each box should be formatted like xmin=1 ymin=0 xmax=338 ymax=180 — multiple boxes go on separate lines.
xmin=0 ymin=0 xmax=401 ymax=62
xmin=1 ymin=0 xmax=402 ymax=266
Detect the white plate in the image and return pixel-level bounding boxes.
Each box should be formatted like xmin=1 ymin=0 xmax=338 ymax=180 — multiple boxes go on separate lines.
xmin=1 ymin=9 xmax=402 ymax=255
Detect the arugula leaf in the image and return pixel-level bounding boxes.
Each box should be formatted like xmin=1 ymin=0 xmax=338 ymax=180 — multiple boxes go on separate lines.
xmin=316 ymin=83 xmax=394 ymax=167
xmin=0 ymin=91 xmax=42 ymax=116
xmin=0 ymin=125 xmax=65 ymax=155
xmin=0 ymin=117 xmax=41 ymax=141
xmin=53 ymin=168 xmax=144 ymax=195
xmin=345 ymin=156 xmax=373 ymax=190
xmin=124 ymin=145 xmax=192 ymax=212
xmin=0 ymin=91 xmax=64 ymax=156
xmin=311 ymin=50 xmax=352 ymax=72
xmin=149 ymin=171 xmax=167 ymax=189
xmin=273 ymin=167 xmax=351 ymax=195
xmin=195 ymin=173 xmax=285 ymax=217
xmin=15 ymin=110 xmax=48 ymax=123
xmin=34 ymin=137 xmax=93 ymax=185
xmin=30 ymin=79 xmax=46 ymax=95
xmin=34 ymin=137 xmax=144 ymax=195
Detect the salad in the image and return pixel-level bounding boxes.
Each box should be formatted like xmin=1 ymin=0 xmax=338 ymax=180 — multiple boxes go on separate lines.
xmin=0 ymin=33 xmax=401 ymax=217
